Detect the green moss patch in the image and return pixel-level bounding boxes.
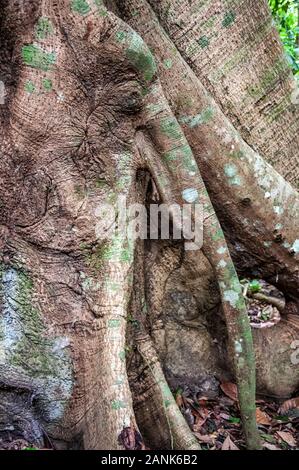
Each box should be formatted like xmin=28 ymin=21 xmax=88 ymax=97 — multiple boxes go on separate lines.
xmin=22 ymin=45 xmax=56 ymax=71
xmin=35 ymin=17 xmax=54 ymax=41
xmin=71 ymin=0 xmax=91 ymax=15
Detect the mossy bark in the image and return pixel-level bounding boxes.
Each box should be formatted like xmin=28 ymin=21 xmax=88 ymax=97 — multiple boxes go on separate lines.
xmin=0 ymin=0 xmax=297 ymax=450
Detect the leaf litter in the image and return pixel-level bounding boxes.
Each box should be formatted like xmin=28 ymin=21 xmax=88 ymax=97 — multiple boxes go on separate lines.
xmin=0 ymin=382 xmax=298 ymax=450
xmin=174 ymin=382 xmax=299 ymax=450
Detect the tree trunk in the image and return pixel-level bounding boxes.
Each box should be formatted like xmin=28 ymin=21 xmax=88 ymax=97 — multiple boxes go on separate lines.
xmin=145 ymin=0 xmax=299 ymax=186
xmin=0 ymin=0 xmax=298 ymax=450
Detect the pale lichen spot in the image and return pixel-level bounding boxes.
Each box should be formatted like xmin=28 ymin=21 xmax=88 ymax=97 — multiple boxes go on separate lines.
xmin=234 ymin=340 xmax=243 ymax=354
xmin=217 ymin=259 xmax=227 ymax=268
xmin=108 ymin=319 xmax=121 ymax=328
xmin=93 ymin=0 xmax=107 ymax=15
xmin=163 ymin=58 xmax=173 ymax=69
xmin=224 ymin=163 xmax=242 ymax=186
xmin=224 ymin=163 xmax=238 ymax=178
xmin=230 ymin=175 xmax=242 ymax=186
xmin=179 ymin=107 xmax=214 ymax=128
xmin=291 ymin=239 xmax=299 ymax=253
xmin=111 ymin=399 xmax=127 ymax=410
xmin=119 ymin=350 xmax=126 ymax=361
xmin=217 ymin=246 xmax=227 ymax=254
xmin=224 ymin=289 xmax=239 ymax=307
xmin=182 ymin=188 xmax=199 ymax=203
xmin=274 ymin=206 xmax=284 ymax=215
xmin=146 ymin=102 xmax=165 ymax=115
xmin=114 ymin=376 xmax=124 ymax=386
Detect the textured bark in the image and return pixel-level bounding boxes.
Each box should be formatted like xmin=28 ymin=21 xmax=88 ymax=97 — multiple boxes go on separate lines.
xmin=0 ymin=0 xmax=143 ymax=449
xmin=0 ymin=0 xmax=298 ymax=451
xmin=136 ymin=84 xmax=260 ymax=447
xmin=115 ymin=0 xmax=299 ymax=296
xmin=146 ymin=0 xmax=299 ymax=186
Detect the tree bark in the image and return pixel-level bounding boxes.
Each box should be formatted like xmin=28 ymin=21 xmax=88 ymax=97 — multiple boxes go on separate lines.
xmin=145 ymin=0 xmax=299 ymax=186
xmin=0 ymin=0 xmax=298 ymax=450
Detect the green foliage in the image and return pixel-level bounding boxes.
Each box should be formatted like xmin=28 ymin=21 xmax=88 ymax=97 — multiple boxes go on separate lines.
xmin=228 ymin=416 xmax=241 ymax=424
xmin=248 ymin=279 xmax=262 ymax=293
xmin=269 ymin=0 xmax=299 ymax=79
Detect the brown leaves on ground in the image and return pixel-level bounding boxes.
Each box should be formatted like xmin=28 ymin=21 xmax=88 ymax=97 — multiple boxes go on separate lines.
xmin=220 ymin=382 xmax=238 ymax=402
xmin=279 ymin=397 xmax=299 ymax=415
xmin=276 ymin=431 xmax=297 ymax=447
xmin=1 ymin=387 xmax=298 ymax=450
xmin=256 ymin=408 xmax=272 ymax=426
xmin=221 ymin=435 xmax=239 ymax=450
xmin=176 ymin=384 xmax=299 ymax=450
xmin=0 ymin=439 xmax=31 ymax=450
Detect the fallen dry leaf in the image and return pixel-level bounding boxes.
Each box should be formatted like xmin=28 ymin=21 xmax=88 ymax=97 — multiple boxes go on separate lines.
xmin=193 ymin=415 xmax=207 ymax=431
xmin=263 ymin=443 xmax=280 ymax=450
xmin=279 ymin=397 xmax=299 ymax=415
xmin=276 ymin=431 xmax=297 ymax=447
xmin=193 ymin=406 xmax=210 ymax=431
xmin=175 ymin=393 xmax=183 ymax=408
xmin=219 ymin=412 xmax=231 ymax=420
xmin=220 ymin=382 xmax=238 ymax=402
xmin=221 ymin=435 xmax=239 ymax=450
xmin=197 ymin=396 xmax=209 ymax=406
xmin=194 ymin=433 xmax=215 ymax=444
xmin=256 ymin=408 xmax=272 ymax=426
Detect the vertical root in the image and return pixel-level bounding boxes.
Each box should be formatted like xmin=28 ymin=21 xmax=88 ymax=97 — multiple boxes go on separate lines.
xmin=128 ymin=188 xmax=200 ymax=450
xmin=136 ymin=81 xmax=261 ymax=449
xmin=136 ymin=333 xmax=201 ymax=450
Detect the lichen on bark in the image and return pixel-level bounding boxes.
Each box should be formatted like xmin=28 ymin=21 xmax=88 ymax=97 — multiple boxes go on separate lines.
xmin=0 ymin=0 xmax=298 ymax=451
xmin=0 ymin=264 xmax=73 ymax=423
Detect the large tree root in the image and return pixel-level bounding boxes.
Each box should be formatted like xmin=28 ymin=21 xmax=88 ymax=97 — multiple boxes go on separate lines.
xmin=115 ymin=0 xmax=299 ymax=295
xmin=75 ymin=1 xmax=260 ymax=448
xmin=135 ymin=79 xmax=260 ymax=448
xmin=128 ymin=239 xmax=201 ymax=450
xmin=136 ymin=333 xmax=201 ymax=450
xmin=1 ymin=0 xmax=298 ymax=450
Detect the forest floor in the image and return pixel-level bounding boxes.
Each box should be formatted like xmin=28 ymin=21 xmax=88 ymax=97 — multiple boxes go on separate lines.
xmin=175 ymin=382 xmax=299 ymax=450
xmin=0 ymin=381 xmax=298 ymax=450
